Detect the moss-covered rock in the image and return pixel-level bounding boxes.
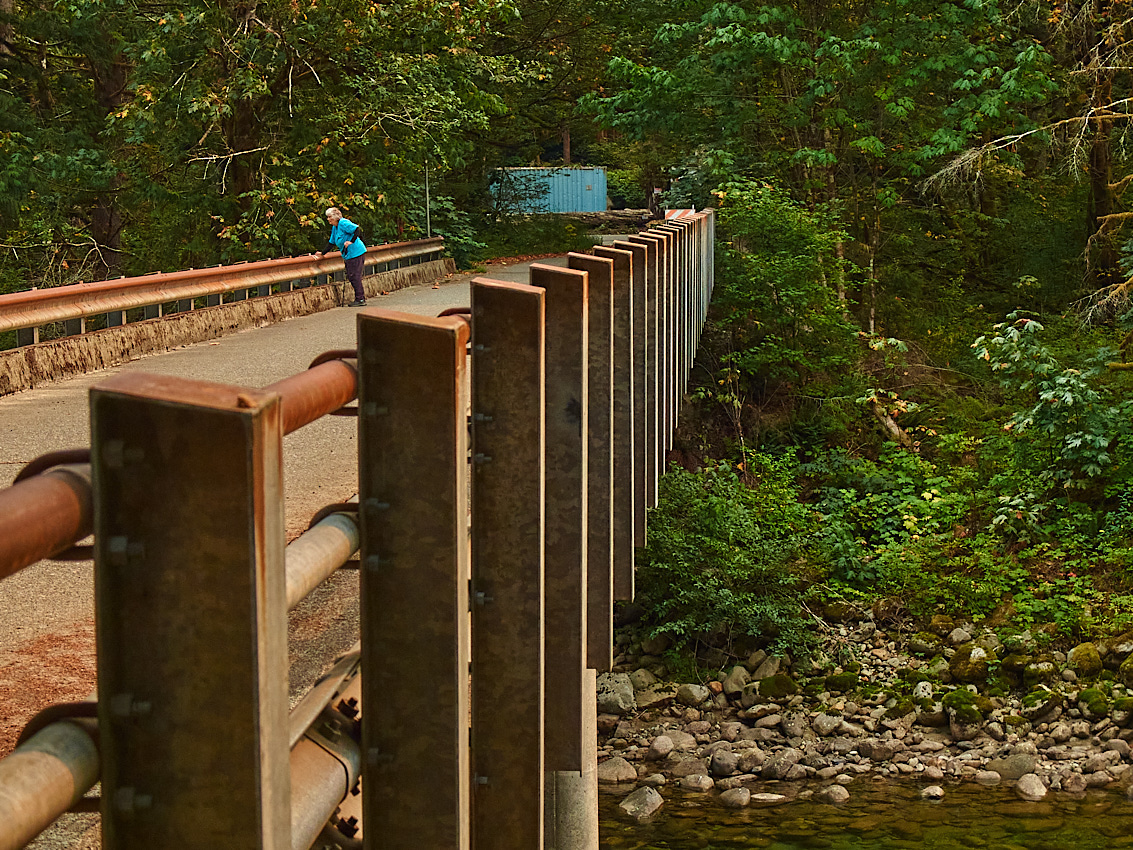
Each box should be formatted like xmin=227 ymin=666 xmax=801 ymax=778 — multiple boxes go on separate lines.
xmin=1021 ymin=685 xmax=1063 ymax=721
xmin=824 ymin=671 xmax=859 ymax=693
xmin=1003 ymin=715 xmax=1031 ymax=733
xmin=949 ymin=643 xmax=994 ymax=684
xmin=1118 ymin=655 xmax=1133 ymax=689
xmin=1023 ymin=657 xmax=1058 ymax=688
xmin=909 ymin=632 xmax=942 ymax=656
xmin=929 ymin=615 xmax=955 ymax=637
xmin=760 ymin=674 xmax=800 ymax=699
xmin=1068 ymin=643 xmax=1103 ymax=679
xmin=941 ymin=688 xmax=985 ymax=725
xmin=1000 ymin=653 xmax=1032 ymax=675
xmin=1077 ymin=687 xmax=1111 ymax=719
xmin=885 ymin=698 xmax=916 ymax=720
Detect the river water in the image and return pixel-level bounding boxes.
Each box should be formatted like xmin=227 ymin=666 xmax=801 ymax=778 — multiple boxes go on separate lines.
xmin=599 ymin=782 xmax=1133 ymax=849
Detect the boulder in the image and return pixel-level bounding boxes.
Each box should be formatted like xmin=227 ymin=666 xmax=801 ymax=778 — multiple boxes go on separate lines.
xmin=722 ymin=666 xmax=750 ymax=697
xmin=949 ymin=643 xmax=992 ymax=683
xmin=710 ymin=751 xmax=739 ymax=777
xmin=629 ymin=668 xmax=659 ymax=690
xmin=761 ymin=748 xmax=802 ymax=779
xmin=780 ymin=713 xmax=809 ymax=739
xmin=1068 ymin=643 xmax=1103 ymax=679
xmin=817 ymin=784 xmax=850 ymax=804
xmin=1015 ymin=774 xmax=1047 ymax=802
xmin=759 ymin=674 xmax=800 ymax=699
xmin=985 ymin=753 xmax=1037 ymax=781
xmin=669 ymin=757 xmax=709 ymax=778
xmin=718 ymin=787 xmax=751 ymax=809
xmin=647 ymin=735 xmax=674 ymax=761
xmin=679 ymin=774 xmax=714 ymax=792
xmin=751 ymin=656 xmax=782 ymax=680
xmin=676 ymin=683 xmax=710 ymax=707
xmin=597 ymin=757 xmax=637 ymax=784
xmin=596 ymin=673 xmax=637 ymax=716
xmin=636 ymin=683 xmax=677 ymax=710
xmin=812 ymin=714 xmax=842 ymax=736
xmin=618 ymin=786 xmax=663 ymax=820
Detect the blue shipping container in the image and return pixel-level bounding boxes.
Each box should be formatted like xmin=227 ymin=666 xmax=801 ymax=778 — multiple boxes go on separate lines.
xmin=494 ymin=167 xmax=608 ymax=213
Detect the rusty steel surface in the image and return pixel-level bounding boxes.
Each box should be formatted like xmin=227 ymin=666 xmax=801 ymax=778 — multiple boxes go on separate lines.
xmin=357 ymin=309 xmax=471 ymax=850
xmin=593 ymin=246 xmax=636 ymax=601
xmin=0 ymin=238 xmax=445 ymax=334
xmin=611 ymin=241 xmax=649 ymax=550
xmin=0 ymin=719 xmax=99 ymax=850
xmin=91 ymin=372 xmax=290 ymax=850
xmin=264 ymin=357 xmax=358 ymax=435
xmin=567 ymin=253 xmax=614 ymax=674
xmin=626 ymin=234 xmax=662 ymax=507
xmin=528 ymin=263 xmax=589 ymax=774
xmin=285 ymin=512 xmax=361 ymax=611
xmin=469 ymin=279 xmax=546 ymax=849
xmin=0 ymin=466 xmax=92 ymax=582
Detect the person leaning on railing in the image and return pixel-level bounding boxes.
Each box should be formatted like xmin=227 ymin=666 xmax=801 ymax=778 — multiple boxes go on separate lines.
xmin=313 ymin=206 xmax=368 ymax=306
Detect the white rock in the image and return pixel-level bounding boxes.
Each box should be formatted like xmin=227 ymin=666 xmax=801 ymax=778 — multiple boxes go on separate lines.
xmin=618 ymin=786 xmax=663 ymax=820
xmin=1015 ymin=773 xmax=1047 ymax=801
xmin=921 ymin=785 xmax=945 ymax=800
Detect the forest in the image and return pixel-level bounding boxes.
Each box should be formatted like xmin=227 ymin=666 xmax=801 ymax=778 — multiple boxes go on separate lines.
xmin=7 ymin=0 xmax=1133 ymax=661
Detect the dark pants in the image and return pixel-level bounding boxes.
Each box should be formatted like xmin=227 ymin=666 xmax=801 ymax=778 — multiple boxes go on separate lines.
xmin=345 ymin=254 xmax=366 ymax=300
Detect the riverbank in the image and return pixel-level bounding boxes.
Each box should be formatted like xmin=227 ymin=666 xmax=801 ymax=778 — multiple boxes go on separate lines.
xmin=596 ymin=606 xmax=1133 ymax=821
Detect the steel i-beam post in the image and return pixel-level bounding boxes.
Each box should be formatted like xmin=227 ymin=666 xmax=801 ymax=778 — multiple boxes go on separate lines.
xmin=91 ymin=372 xmax=290 ymax=850
xmin=567 ymin=253 xmax=614 ymax=673
xmin=469 ymin=278 xmax=547 ymax=849
xmin=625 ymin=235 xmax=660 ymax=507
xmin=357 ymin=309 xmax=471 ymax=850
xmin=528 ymin=263 xmax=597 ymax=850
xmin=592 ymin=245 xmax=636 ymax=599
xmin=611 ymin=242 xmax=648 ymax=547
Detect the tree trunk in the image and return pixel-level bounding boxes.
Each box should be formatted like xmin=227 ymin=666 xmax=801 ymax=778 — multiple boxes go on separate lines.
xmin=0 ymin=0 xmax=13 ymax=56
xmin=562 ymin=123 xmax=571 ymax=164
xmin=1088 ymin=69 xmax=1118 ymax=288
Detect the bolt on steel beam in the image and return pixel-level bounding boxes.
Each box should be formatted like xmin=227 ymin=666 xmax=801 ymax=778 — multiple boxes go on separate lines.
xmin=592 ymin=245 xmax=636 ymax=600
xmin=610 ymin=241 xmax=649 ymax=549
xmin=91 ymin=372 xmax=290 ymax=850
xmin=468 ymin=278 xmax=546 ymax=850
xmin=356 ymin=309 xmax=471 ymax=850
xmin=566 ymin=253 xmax=614 ymax=674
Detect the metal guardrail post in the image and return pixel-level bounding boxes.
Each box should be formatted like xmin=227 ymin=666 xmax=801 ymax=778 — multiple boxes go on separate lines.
xmin=628 ymin=233 xmax=666 ymax=499
xmin=611 ymin=241 xmax=648 ymax=544
xmin=625 ymin=235 xmax=659 ymax=508
xmin=593 ymin=246 xmax=636 ymax=599
xmin=567 ymin=253 xmax=614 ymax=673
xmin=356 ymin=310 xmax=471 ymax=850
xmin=91 ymin=372 xmax=290 ymax=850
xmin=528 ymin=263 xmax=598 ymax=850
xmin=469 ymin=278 xmax=546 ymax=849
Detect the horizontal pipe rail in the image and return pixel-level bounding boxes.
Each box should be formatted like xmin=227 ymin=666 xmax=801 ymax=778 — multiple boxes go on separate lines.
xmin=0 ymin=354 xmax=358 ymax=582
xmin=0 ymin=239 xmax=445 ymax=334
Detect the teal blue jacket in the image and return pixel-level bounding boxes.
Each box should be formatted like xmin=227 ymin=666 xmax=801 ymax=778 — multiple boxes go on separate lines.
xmin=324 ymin=218 xmax=367 ymax=260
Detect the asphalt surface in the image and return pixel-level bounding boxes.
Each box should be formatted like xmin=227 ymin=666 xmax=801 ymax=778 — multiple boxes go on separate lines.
xmin=0 ymin=252 xmax=576 ymax=850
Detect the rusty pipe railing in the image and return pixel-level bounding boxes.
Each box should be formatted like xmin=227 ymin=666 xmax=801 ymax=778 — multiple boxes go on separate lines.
xmin=0 ymin=355 xmax=358 ymax=582
xmin=0 ymin=238 xmax=445 ymax=334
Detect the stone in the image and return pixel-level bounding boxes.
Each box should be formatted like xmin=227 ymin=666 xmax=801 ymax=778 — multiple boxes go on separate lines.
xmin=949 ymin=643 xmax=992 ymax=683
xmin=647 ymin=735 xmax=674 ymax=761
xmin=858 ymin=739 xmax=901 ymax=762
xmin=948 ymin=627 xmax=972 ymax=645
xmin=813 ymin=714 xmax=842 ymax=736
xmin=780 ymin=713 xmax=809 ymax=739
xmin=722 ymin=666 xmax=750 ymax=697
xmin=908 ymin=633 xmax=941 ymax=656
xmin=618 ymin=786 xmax=664 ymax=820
xmin=1015 ymin=773 xmax=1047 ymax=802
xmin=1082 ymin=750 xmax=1122 ymax=773
xmin=719 ymin=787 xmax=751 ymax=809
xmin=1068 ymin=643 xmax=1103 ymax=679
xmin=1085 ymin=770 xmax=1114 ymax=787
xmin=597 ymin=756 xmax=637 ymax=784
xmin=629 ymin=668 xmax=659 ymax=691
xmin=761 ymin=748 xmax=803 ymax=779
xmin=817 ymin=784 xmax=850 ymax=804
xmin=679 ymin=774 xmax=715 ymax=792
xmin=985 ymin=753 xmax=1037 ymax=781
xmin=668 ymin=730 xmax=697 ymax=752
xmin=737 ymin=749 xmax=766 ymax=773
xmin=746 ymin=793 xmax=786 ymax=808
xmin=1077 ymin=687 xmax=1110 ymax=720
xmin=710 ymin=751 xmax=739 ymax=777
xmin=759 ymin=674 xmax=800 ymax=699
xmin=921 ymin=785 xmax=945 ymax=799
xmin=636 ymin=683 xmax=677 ymax=710
xmin=669 ymin=758 xmax=710 ymax=778
xmin=913 ymin=680 xmax=934 ymax=701
xmin=1106 ymin=738 xmax=1132 ymax=757
xmin=751 ymin=656 xmax=782 ymax=680
xmin=1021 ymin=686 xmax=1063 ymax=721
xmin=784 ymin=763 xmax=809 ymax=781
xmin=676 ymin=683 xmax=710 ymax=706
xmin=640 ymin=634 xmax=672 ymax=656
xmin=597 ymin=673 xmax=637 ymax=716
xmin=975 ymin=770 xmax=1001 ymax=785
xmin=1062 ymin=773 xmax=1088 ymax=793
xmin=824 ymin=671 xmax=859 ymax=692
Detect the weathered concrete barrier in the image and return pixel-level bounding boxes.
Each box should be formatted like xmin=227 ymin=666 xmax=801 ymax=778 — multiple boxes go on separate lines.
xmin=0 ymin=259 xmax=454 ymax=396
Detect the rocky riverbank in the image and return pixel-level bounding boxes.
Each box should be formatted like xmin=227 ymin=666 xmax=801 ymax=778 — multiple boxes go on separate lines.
xmin=596 ymin=610 xmax=1133 ymax=820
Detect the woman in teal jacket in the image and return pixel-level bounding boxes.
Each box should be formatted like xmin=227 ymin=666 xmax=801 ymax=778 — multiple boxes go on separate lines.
xmin=315 ymin=206 xmax=368 ymax=306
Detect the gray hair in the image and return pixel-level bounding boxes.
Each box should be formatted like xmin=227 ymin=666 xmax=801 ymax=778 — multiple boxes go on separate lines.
xmin=325 ymin=206 xmax=342 ymax=218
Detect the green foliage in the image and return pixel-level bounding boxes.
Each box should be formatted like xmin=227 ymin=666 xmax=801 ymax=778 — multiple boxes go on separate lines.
xmin=637 ymin=454 xmax=814 ymax=658
xmin=477 ymin=215 xmax=597 ymax=260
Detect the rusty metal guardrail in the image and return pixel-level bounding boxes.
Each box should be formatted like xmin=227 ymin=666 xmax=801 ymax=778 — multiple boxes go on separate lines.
xmin=0 ymin=237 xmax=445 ymax=341
xmin=0 ymin=212 xmax=715 ymax=850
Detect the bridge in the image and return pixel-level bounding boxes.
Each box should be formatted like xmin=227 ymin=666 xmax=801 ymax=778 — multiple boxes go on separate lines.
xmin=0 ymin=212 xmax=715 ymax=850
